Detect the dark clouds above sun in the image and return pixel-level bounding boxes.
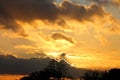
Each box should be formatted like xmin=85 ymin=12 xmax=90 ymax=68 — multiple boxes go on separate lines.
xmin=0 ymin=0 xmax=110 ymax=34
xmin=0 ymin=0 xmax=120 ymax=69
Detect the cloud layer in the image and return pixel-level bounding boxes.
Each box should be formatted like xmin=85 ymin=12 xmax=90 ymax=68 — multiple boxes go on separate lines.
xmin=60 ymin=1 xmax=106 ymax=21
xmin=0 ymin=54 xmax=87 ymax=78
xmin=0 ymin=0 xmax=107 ymax=35
xmin=0 ymin=0 xmax=58 ymax=35
xmin=0 ymin=54 xmax=50 ymax=74
xmin=90 ymin=0 xmax=120 ymax=6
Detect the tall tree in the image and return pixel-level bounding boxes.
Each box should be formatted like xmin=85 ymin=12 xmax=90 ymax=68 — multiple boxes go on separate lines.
xmin=46 ymin=59 xmax=68 ymax=80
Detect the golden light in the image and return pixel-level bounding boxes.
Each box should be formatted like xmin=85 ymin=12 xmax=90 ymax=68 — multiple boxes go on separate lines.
xmin=46 ymin=52 xmax=62 ymax=59
xmin=13 ymin=14 xmax=120 ymax=69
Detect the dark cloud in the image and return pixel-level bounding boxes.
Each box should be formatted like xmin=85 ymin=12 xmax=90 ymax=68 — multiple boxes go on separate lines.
xmin=60 ymin=53 xmax=67 ymax=60
xmin=51 ymin=32 xmax=75 ymax=44
xmin=0 ymin=0 xmax=59 ymax=35
xmin=0 ymin=54 xmax=50 ymax=74
xmin=0 ymin=54 xmax=87 ymax=78
xmin=0 ymin=0 xmax=107 ymax=35
xmin=60 ymin=1 xmax=106 ymax=21
xmin=0 ymin=0 xmax=58 ymax=21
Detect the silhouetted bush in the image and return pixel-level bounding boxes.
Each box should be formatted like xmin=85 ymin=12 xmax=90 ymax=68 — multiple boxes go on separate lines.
xmin=101 ymin=68 xmax=120 ymax=80
xmin=21 ymin=76 xmax=30 ymax=80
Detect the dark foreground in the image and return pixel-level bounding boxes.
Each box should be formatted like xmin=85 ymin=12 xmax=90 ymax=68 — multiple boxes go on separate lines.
xmin=20 ymin=59 xmax=120 ymax=80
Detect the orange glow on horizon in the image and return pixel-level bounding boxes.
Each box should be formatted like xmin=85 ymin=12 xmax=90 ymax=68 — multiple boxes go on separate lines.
xmin=0 ymin=75 xmax=24 ymax=80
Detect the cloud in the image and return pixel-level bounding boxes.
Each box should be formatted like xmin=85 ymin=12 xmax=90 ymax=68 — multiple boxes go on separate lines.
xmin=0 ymin=54 xmax=50 ymax=74
xmin=94 ymin=34 xmax=110 ymax=46
xmin=89 ymin=0 xmax=120 ymax=6
xmin=15 ymin=45 xmax=37 ymax=50
xmin=0 ymin=0 xmax=58 ymax=21
xmin=60 ymin=1 xmax=106 ymax=21
xmin=0 ymin=0 xmax=58 ymax=35
xmin=112 ymin=0 xmax=120 ymax=6
xmin=0 ymin=20 xmax=27 ymax=36
xmin=89 ymin=0 xmax=110 ymax=4
xmin=51 ymin=32 xmax=75 ymax=44
xmin=0 ymin=48 xmax=11 ymax=55
xmin=0 ymin=0 xmax=108 ymax=35
xmin=0 ymin=54 xmax=87 ymax=78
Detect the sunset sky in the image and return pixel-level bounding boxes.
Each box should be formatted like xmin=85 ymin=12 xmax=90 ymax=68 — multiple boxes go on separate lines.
xmin=0 ymin=1 xmax=120 ymax=78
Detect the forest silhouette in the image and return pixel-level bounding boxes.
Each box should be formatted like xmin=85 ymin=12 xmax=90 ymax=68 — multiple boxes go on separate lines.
xmin=21 ymin=59 xmax=69 ymax=80
xmin=20 ymin=58 xmax=120 ymax=80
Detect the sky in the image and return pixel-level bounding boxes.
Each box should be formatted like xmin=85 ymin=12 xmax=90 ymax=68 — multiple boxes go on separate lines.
xmin=0 ymin=0 xmax=120 ymax=74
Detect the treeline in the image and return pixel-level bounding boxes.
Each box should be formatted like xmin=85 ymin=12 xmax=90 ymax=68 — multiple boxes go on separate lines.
xmin=20 ymin=59 xmax=120 ymax=80
xmin=82 ymin=68 xmax=120 ymax=80
xmin=20 ymin=59 xmax=69 ymax=80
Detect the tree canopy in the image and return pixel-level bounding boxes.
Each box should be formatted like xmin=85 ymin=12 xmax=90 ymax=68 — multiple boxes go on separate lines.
xmin=20 ymin=59 xmax=69 ymax=80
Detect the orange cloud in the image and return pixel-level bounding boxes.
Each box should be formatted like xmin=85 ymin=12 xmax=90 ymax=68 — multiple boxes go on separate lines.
xmin=94 ymin=34 xmax=110 ymax=45
xmin=112 ymin=0 xmax=120 ymax=5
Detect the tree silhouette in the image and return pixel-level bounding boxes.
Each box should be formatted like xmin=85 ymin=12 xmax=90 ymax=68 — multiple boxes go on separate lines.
xmin=20 ymin=59 xmax=68 ymax=80
xmin=56 ymin=60 xmax=68 ymax=79
xmin=46 ymin=59 xmax=58 ymax=79
xmin=101 ymin=68 xmax=120 ymax=80
xmin=20 ymin=70 xmax=50 ymax=80
xmin=82 ymin=70 xmax=103 ymax=80
xmin=45 ymin=59 xmax=68 ymax=80
xmin=82 ymin=68 xmax=120 ymax=80
xmin=20 ymin=76 xmax=30 ymax=80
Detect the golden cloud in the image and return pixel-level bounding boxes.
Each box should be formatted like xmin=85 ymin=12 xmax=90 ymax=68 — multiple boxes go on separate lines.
xmin=94 ymin=34 xmax=110 ymax=46
xmin=112 ymin=0 xmax=120 ymax=5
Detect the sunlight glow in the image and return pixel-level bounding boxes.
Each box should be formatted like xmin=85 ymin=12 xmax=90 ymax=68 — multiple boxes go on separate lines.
xmin=47 ymin=52 xmax=62 ymax=59
xmin=0 ymin=75 xmax=23 ymax=80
